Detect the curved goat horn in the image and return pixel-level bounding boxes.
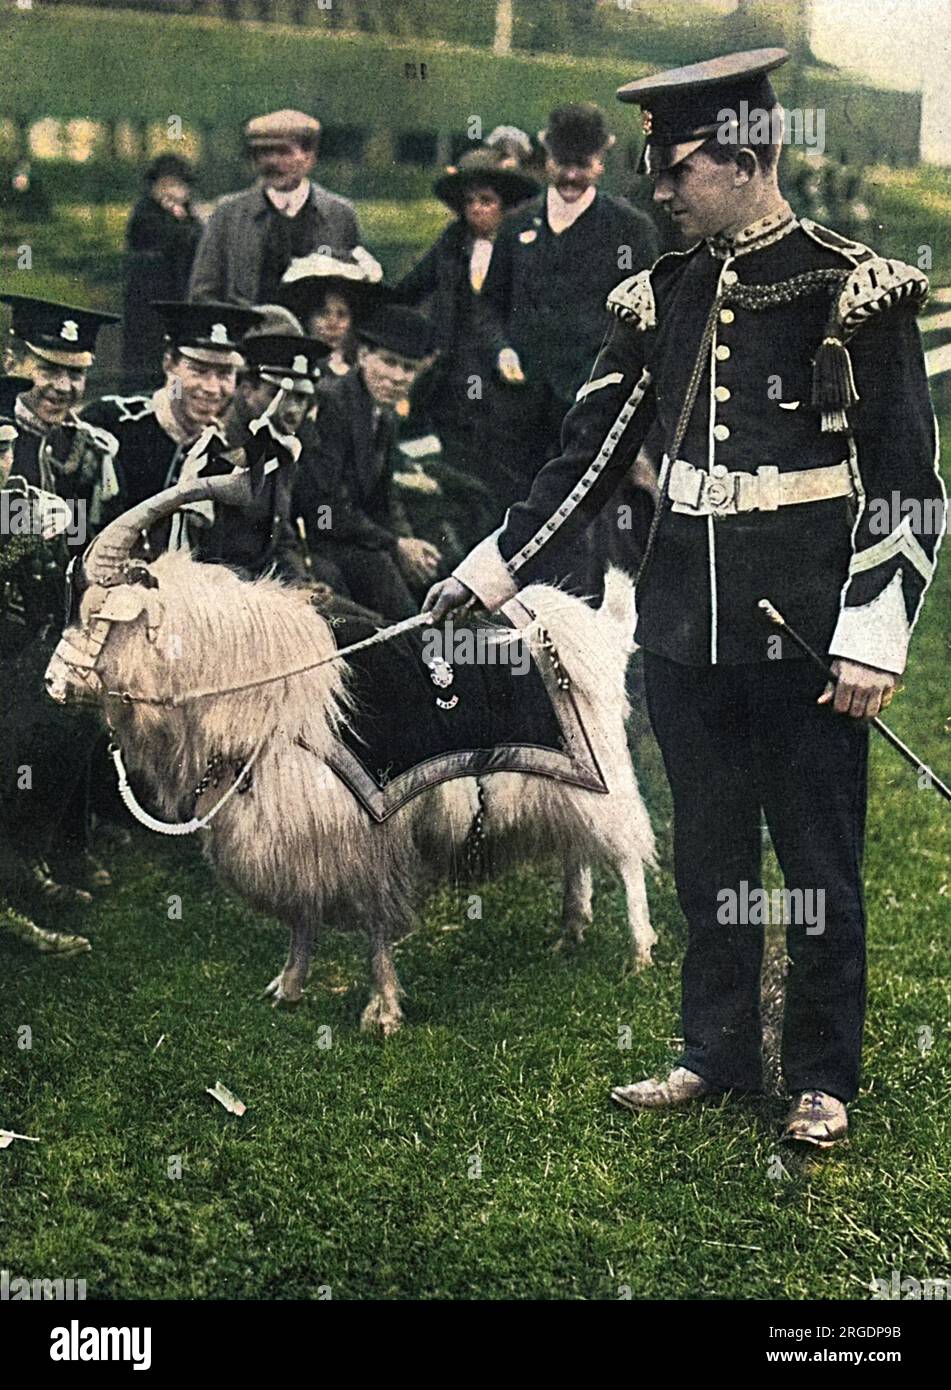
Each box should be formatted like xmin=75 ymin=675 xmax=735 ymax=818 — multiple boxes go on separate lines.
xmin=82 ymin=468 xmax=255 ymax=586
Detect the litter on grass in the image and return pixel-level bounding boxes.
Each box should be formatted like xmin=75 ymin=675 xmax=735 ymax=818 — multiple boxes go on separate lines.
xmin=205 ymin=1082 xmax=246 ymax=1116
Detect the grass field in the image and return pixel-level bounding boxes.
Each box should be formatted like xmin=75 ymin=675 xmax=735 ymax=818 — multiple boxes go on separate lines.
xmin=2 ymin=439 xmax=950 ymax=1300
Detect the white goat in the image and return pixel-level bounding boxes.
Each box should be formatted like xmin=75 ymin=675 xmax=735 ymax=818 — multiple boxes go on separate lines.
xmin=46 ymin=475 xmax=656 ymax=1033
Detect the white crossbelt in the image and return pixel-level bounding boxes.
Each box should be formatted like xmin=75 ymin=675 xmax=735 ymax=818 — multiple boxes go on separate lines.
xmin=665 ymin=457 xmax=853 ymax=517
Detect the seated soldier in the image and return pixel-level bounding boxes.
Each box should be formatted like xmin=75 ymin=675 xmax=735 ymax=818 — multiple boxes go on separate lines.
xmin=295 ymin=304 xmax=442 ymax=621
xmin=199 ymin=331 xmax=329 ymax=581
xmin=81 ymin=301 xmax=263 ymax=557
xmin=0 ymin=295 xmax=120 ymax=543
xmin=0 ymin=374 xmax=99 ymax=954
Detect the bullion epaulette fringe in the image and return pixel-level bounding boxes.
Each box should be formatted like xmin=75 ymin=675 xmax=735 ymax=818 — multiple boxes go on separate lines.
xmin=606 ymin=269 xmax=656 ymax=330
xmin=836 ymin=257 xmax=930 ymax=335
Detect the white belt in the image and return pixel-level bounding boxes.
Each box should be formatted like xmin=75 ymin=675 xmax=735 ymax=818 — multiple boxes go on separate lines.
xmin=665 ymin=457 xmax=853 ymax=518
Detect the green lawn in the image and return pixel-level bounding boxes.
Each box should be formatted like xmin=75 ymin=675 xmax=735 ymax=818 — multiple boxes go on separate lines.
xmin=2 ymin=447 xmax=950 ymax=1300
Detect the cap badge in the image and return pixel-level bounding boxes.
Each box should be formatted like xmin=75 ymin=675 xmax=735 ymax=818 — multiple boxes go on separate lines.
xmin=642 ymin=110 xmax=653 ymax=136
xmin=60 ymin=320 xmax=79 ymax=342
xmin=210 ymin=323 xmax=229 ymax=345
xmin=292 ymin=354 xmax=307 ymax=375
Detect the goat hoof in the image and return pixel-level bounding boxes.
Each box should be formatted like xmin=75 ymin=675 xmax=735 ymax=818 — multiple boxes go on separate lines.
xmin=262 ymin=975 xmax=302 ymax=1008
xmin=360 ymin=996 xmax=404 ymax=1036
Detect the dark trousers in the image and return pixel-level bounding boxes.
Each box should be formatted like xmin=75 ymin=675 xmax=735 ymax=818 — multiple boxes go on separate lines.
xmin=643 ymin=651 xmax=869 ymax=1103
xmin=309 ymin=544 xmax=416 ymax=622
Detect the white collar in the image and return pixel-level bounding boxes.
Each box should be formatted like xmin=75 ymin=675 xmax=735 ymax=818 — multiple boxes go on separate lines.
xmin=152 ymin=387 xmax=211 ymax=446
xmin=265 ymin=179 xmax=312 ymax=218
xmin=546 ymin=184 xmax=596 ymax=234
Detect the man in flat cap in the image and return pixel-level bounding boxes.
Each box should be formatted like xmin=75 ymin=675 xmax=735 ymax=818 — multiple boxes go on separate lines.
xmin=82 ymin=301 xmax=262 ymax=557
xmin=296 ymin=304 xmax=442 ymax=621
xmin=477 ymin=103 xmax=658 ymax=529
xmin=188 ymin=110 xmax=362 ymax=307
xmin=426 ymin=50 xmax=945 ymax=1147
xmin=1 ymin=295 xmax=121 ymax=545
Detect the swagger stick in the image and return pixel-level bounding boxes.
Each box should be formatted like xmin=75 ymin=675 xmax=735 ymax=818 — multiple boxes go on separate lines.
xmin=758 ymin=599 xmax=951 ymax=804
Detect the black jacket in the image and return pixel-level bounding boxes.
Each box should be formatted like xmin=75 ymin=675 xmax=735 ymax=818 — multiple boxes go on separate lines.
xmin=397 ymin=219 xmax=487 ymax=358
xmin=455 ymin=217 xmax=944 ymax=672
xmin=479 ymin=190 xmax=659 ymax=402
xmin=295 ymin=370 xmax=411 ymax=555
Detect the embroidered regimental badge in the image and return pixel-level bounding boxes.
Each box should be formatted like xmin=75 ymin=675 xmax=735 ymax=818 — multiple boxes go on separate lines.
xmin=425 ymin=655 xmax=458 ymax=709
xmin=210 ymin=323 xmax=229 ymax=345
xmin=60 ymin=320 xmax=79 ymax=342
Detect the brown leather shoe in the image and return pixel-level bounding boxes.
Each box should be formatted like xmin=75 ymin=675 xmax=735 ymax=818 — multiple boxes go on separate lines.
xmin=611 ymin=1066 xmax=715 ymax=1112
xmin=782 ymin=1090 xmax=848 ymax=1147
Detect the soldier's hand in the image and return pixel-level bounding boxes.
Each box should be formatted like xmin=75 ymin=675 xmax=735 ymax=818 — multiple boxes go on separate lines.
xmin=497 ymin=347 xmax=526 ymax=386
xmin=818 ymin=658 xmax=899 ymax=720
xmin=423 ymin=576 xmax=475 ymax=622
xmin=396 ymin=536 xmax=441 ymax=583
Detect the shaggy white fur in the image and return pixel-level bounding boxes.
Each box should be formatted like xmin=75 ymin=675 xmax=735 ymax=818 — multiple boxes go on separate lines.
xmin=48 ymin=556 xmax=656 ymax=1034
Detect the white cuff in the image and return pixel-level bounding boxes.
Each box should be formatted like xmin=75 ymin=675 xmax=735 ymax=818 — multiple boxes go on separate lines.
xmin=828 ymin=569 xmax=910 ymax=675
xmin=454 ymin=534 xmax=518 ymax=611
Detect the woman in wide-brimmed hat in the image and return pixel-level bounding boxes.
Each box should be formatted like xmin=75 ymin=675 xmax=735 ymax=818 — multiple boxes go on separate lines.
xmin=395 ymin=150 xmax=538 ymax=539
xmin=278 ymin=248 xmax=387 ymax=377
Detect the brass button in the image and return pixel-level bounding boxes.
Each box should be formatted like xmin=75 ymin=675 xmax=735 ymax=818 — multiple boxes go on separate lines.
xmin=712 ymin=464 xmax=729 ymax=478
xmin=713 ymin=423 xmax=731 ymax=442
xmin=722 ymin=269 xmax=738 ymax=286
xmin=715 ymin=344 xmax=731 ymax=362
xmin=715 ymin=385 xmax=731 ymax=402
xmin=719 ymin=308 xmax=735 ymax=325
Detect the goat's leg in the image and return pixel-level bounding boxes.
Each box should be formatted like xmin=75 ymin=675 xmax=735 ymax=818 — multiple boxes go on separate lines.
xmin=553 ymin=856 xmax=593 ymax=953
xmin=263 ymin=918 xmax=314 ymax=1008
xmin=360 ymin=922 xmax=405 ymax=1036
xmin=619 ymin=848 xmax=656 ymax=972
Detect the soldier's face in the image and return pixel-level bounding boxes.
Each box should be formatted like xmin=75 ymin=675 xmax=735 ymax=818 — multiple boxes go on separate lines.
xmin=545 ymin=153 xmax=605 ymax=202
xmin=21 ymin=353 xmax=87 ymax=426
xmin=240 ymin=377 xmax=310 ymax=435
xmin=463 ymin=186 xmax=504 ymax=237
xmin=252 ymin=141 xmax=316 ymax=191
xmin=358 ymin=346 xmax=422 ymax=408
xmin=165 ymin=353 xmax=237 ymax=431
xmin=650 ymin=150 xmax=744 ymax=241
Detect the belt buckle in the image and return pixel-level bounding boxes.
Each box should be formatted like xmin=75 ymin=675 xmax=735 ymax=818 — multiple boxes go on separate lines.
xmin=702 ymin=470 xmax=735 ymax=516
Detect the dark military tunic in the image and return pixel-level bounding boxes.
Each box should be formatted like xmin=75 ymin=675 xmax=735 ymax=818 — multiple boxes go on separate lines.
xmin=458 ymin=214 xmax=943 ymax=675
xmin=0 ymin=480 xmax=97 ymax=863
xmin=455 ymin=211 xmax=944 ymax=1104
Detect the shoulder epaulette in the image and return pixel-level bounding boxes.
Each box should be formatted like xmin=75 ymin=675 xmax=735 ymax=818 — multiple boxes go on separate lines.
xmin=606 ymin=245 xmax=697 ymax=329
xmin=836 ymin=256 xmax=930 ymax=333
xmin=799 ymin=218 xmax=876 ymax=264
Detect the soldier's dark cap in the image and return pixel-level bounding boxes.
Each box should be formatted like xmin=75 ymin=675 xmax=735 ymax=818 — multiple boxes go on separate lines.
xmin=1 ymin=294 xmax=118 ymax=368
xmin=152 ymin=301 xmax=264 ymax=366
xmin=540 ymin=103 xmax=615 ymax=164
xmin=433 ymin=150 xmax=539 ymax=214
xmin=357 ymin=304 xmax=434 ymax=361
xmin=242 ymin=333 xmax=331 ymax=395
xmin=0 ymin=375 xmax=32 ymax=436
xmin=617 ymin=47 xmax=789 ymax=175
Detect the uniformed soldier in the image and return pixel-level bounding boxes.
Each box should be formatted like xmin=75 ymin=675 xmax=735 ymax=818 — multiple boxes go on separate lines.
xmin=201 ymin=331 xmax=330 ymax=581
xmin=81 ymin=301 xmax=262 ymax=557
xmin=0 ymin=295 xmax=121 ymax=544
xmin=425 ymin=50 xmax=946 ymax=1147
xmin=0 ymin=375 xmax=96 ymax=955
